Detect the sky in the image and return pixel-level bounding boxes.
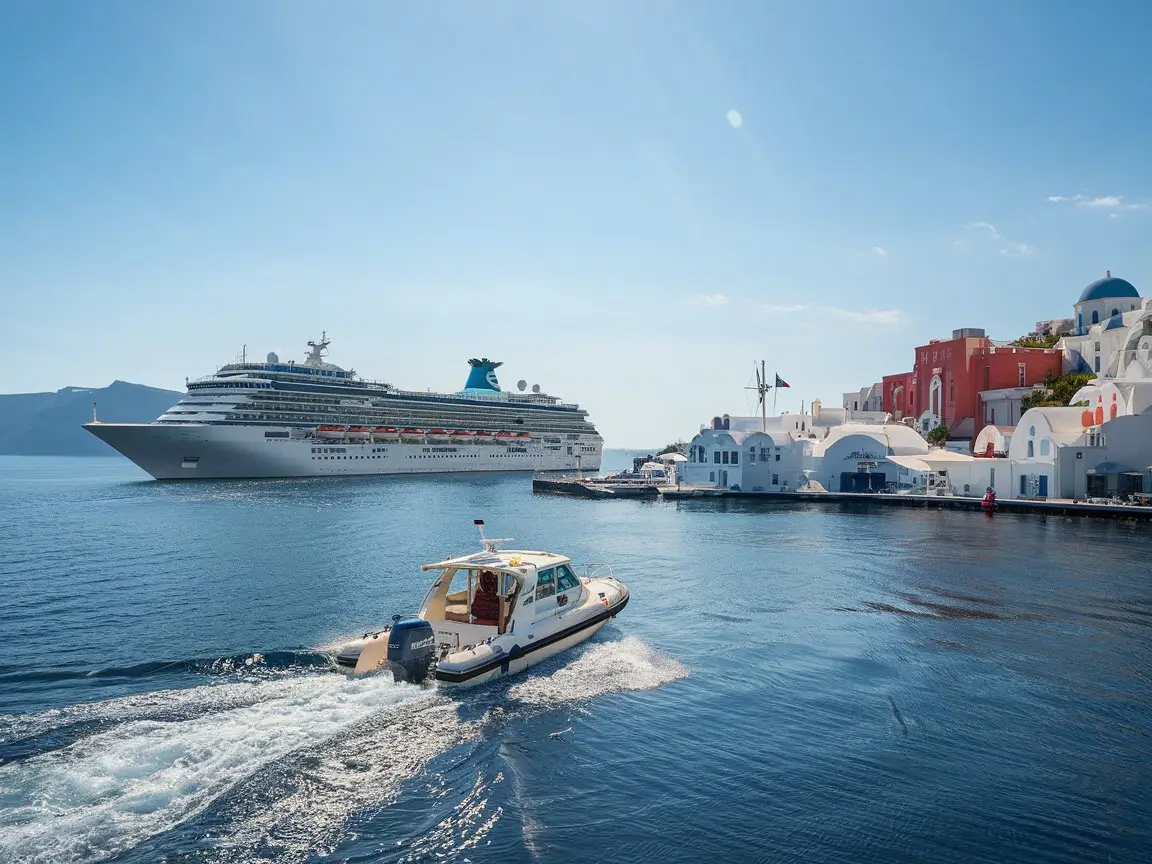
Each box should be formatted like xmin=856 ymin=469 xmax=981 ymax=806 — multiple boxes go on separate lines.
xmin=3 ymin=0 xmax=1152 ymax=447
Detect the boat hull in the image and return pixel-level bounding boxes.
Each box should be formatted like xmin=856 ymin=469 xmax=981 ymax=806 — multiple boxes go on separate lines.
xmin=82 ymin=422 xmax=602 ymax=480
xmin=434 ymin=591 xmax=629 ymax=686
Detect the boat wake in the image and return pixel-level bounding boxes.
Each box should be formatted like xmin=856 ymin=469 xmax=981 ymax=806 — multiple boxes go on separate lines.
xmin=0 ymin=636 xmax=686 ymax=864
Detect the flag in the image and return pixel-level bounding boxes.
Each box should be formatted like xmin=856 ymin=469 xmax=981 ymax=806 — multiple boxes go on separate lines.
xmin=775 ymin=374 xmax=790 ymax=389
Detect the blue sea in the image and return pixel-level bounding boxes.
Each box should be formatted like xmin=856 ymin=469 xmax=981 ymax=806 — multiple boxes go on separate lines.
xmin=1 ymin=453 xmax=1150 ymax=864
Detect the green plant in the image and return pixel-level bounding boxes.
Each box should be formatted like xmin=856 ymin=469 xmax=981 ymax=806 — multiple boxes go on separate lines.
xmin=1020 ymin=372 xmax=1095 ymax=411
xmin=657 ymin=441 xmax=686 ymax=456
xmin=925 ymin=424 xmax=950 ymax=446
xmin=1010 ymin=331 xmax=1061 ymax=349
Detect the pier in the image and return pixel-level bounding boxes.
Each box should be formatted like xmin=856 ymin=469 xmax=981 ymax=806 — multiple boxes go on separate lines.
xmin=533 ymin=478 xmax=1152 ymax=519
xmin=658 ymin=487 xmax=1152 ymax=519
xmin=530 ymin=477 xmax=661 ymax=499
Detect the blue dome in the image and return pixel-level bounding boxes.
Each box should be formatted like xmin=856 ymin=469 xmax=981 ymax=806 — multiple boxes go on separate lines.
xmin=1078 ymin=275 xmax=1139 ymax=303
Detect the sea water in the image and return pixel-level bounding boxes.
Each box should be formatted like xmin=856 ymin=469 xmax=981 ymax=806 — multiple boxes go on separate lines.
xmin=0 ymin=454 xmax=1149 ymax=863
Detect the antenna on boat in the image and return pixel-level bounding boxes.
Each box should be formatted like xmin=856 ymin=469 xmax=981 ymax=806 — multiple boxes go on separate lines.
xmin=92 ymin=401 xmax=98 ymax=423
xmin=474 ymin=519 xmax=512 ymax=553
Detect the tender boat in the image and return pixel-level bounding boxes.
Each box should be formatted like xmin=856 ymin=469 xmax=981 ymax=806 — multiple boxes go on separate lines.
xmin=334 ymin=521 xmax=629 ymax=686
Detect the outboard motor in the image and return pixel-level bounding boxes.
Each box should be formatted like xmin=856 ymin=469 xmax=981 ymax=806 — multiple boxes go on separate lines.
xmin=387 ymin=618 xmax=435 ymax=684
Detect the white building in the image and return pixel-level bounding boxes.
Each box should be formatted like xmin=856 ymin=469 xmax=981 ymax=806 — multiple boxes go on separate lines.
xmin=842 ymin=383 xmax=884 ymax=417
xmin=957 ymin=273 xmax=1152 ymax=499
xmin=1060 ymin=272 xmax=1147 ymax=376
xmin=682 ymin=408 xmax=930 ymax=492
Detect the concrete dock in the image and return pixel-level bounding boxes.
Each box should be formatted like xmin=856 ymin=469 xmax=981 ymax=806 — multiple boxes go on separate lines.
xmin=531 ymin=477 xmax=661 ymax=499
xmin=533 ymin=476 xmax=1152 ymax=519
xmin=656 ymin=486 xmax=1152 ymax=520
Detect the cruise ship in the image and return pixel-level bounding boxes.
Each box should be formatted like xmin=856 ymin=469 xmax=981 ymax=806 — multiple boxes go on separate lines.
xmin=84 ymin=334 xmax=603 ymax=480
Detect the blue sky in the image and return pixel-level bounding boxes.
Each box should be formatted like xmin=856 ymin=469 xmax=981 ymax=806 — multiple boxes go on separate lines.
xmin=3 ymin=0 xmax=1151 ymax=446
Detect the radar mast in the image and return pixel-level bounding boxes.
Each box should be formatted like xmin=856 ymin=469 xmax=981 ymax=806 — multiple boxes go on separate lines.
xmin=305 ymin=331 xmax=330 ymax=366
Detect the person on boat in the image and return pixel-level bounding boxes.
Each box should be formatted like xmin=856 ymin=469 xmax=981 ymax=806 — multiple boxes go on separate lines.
xmin=471 ymin=569 xmax=502 ymax=625
xmin=982 ymin=486 xmax=997 ymax=509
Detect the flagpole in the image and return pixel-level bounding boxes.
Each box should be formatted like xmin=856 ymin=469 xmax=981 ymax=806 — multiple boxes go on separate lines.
xmin=761 ymin=360 xmax=767 ymax=433
xmin=773 ymin=371 xmax=778 ymax=416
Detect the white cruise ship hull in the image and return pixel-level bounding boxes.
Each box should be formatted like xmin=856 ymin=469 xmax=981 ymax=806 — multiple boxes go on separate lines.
xmin=83 ymin=423 xmax=602 ymax=480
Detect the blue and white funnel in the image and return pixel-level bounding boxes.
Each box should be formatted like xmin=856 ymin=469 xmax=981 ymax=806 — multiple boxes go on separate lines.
xmin=463 ymin=358 xmax=503 ymax=392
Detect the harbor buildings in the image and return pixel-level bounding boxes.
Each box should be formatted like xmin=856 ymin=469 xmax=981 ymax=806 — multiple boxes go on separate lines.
xmin=880 ymin=328 xmax=1062 ymax=439
xmin=681 ymin=272 xmax=1152 ymax=500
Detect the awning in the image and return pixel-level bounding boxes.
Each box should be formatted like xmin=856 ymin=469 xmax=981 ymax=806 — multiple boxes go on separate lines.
xmin=887 ymin=454 xmax=931 ymax=472
xmin=1088 ymin=461 xmax=1137 ymax=474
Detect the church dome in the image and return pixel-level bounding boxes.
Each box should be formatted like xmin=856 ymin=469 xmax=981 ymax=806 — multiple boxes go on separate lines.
xmin=1078 ymin=272 xmax=1139 ymax=303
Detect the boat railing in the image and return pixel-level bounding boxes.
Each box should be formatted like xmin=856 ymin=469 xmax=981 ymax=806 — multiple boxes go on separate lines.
xmin=584 ymin=563 xmax=617 ymax=581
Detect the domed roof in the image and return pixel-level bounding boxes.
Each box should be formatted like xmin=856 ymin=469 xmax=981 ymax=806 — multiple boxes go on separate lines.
xmin=1078 ymin=272 xmax=1139 ymax=303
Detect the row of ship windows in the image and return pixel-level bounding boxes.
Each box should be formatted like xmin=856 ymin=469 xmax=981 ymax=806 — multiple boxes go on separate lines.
xmin=171 ymin=410 xmax=591 ymax=433
xmin=309 ymin=453 xmax=542 ymax=461
xmin=174 ymin=396 xmax=585 ymax=416
xmin=179 ymin=396 xmax=582 ymax=420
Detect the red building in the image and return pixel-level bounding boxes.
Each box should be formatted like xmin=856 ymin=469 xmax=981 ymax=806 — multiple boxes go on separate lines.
xmin=882 ymin=328 xmax=1062 ymax=442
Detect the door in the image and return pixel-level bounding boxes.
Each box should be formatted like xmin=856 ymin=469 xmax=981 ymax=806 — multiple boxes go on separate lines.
xmin=1038 ymin=475 xmax=1049 ymax=498
xmin=719 ymin=469 xmax=728 ymax=488
xmin=532 ymin=567 xmax=557 ymax=622
xmin=554 ymin=564 xmax=583 ymax=613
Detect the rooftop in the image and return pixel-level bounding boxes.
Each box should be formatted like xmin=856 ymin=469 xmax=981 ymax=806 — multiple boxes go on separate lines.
xmin=1078 ymin=272 xmax=1139 ymax=304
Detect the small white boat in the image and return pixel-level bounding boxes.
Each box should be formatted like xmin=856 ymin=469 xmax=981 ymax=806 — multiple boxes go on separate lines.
xmin=334 ymin=521 xmax=629 ymax=686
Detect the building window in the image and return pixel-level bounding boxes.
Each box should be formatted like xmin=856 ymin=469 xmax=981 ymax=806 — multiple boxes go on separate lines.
xmin=775 ymin=453 xmax=781 ymax=462
xmin=714 ymin=451 xmax=720 ymax=464
xmin=1040 ymin=439 xmax=1050 ymax=456
xmin=749 ymin=449 xmax=756 ymax=463
xmin=948 ymin=376 xmax=954 ymax=403
xmin=1018 ymin=363 xmax=1026 ymax=387
xmin=1095 ymin=356 xmax=1101 ymax=373
xmin=1027 ymin=440 xmax=1034 ymax=457
xmin=722 ymin=451 xmax=729 ymax=464
xmin=1111 ymin=308 xmax=1119 ymax=318
xmin=1095 ymin=342 xmax=1101 ymax=353
xmin=853 ymin=401 xmax=858 ymax=411
xmin=772 ymin=474 xmax=779 ymax=485
xmin=731 ymin=451 xmax=739 ymax=465
xmin=1091 ymin=310 xmax=1099 ymax=325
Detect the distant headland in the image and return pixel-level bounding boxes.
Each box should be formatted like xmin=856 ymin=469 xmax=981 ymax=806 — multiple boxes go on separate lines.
xmin=0 ymin=382 xmax=182 ymax=456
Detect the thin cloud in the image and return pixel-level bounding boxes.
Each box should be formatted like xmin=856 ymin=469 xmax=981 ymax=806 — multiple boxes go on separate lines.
xmin=827 ymin=307 xmax=908 ymax=325
xmin=763 ymin=303 xmax=907 ymax=325
xmin=962 ymin=220 xmax=1032 ymax=256
xmin=871 ymin=246 xmax=888 ymax=257
xmin=999 ymin=242 xmax=1035 ymax=258
xmin=965 ymin=221 xmax=1001 ymax=239
xmin=690 ymin=293 xmax=728 ymax=307
xmin=1047 ymin=193 xmax=1147 ymax=210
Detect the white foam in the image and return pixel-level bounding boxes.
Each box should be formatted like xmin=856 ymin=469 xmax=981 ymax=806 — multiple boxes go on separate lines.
xmin=0 ymin=673 xmax=428 ymax=864
xmin=0 ymin=672 xmax=329 ymax=745
xmin=203 ymin=696 xmax=478 ymax=863
xmin=507 ymin=636 xmax=689 ymax=706
xmin=0 ymin=637 xmax=688 ymax=864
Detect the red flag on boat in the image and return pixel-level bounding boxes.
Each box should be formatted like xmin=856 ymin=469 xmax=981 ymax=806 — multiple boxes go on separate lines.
xmin=775 ymin=374 xmax=790 ymax=388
